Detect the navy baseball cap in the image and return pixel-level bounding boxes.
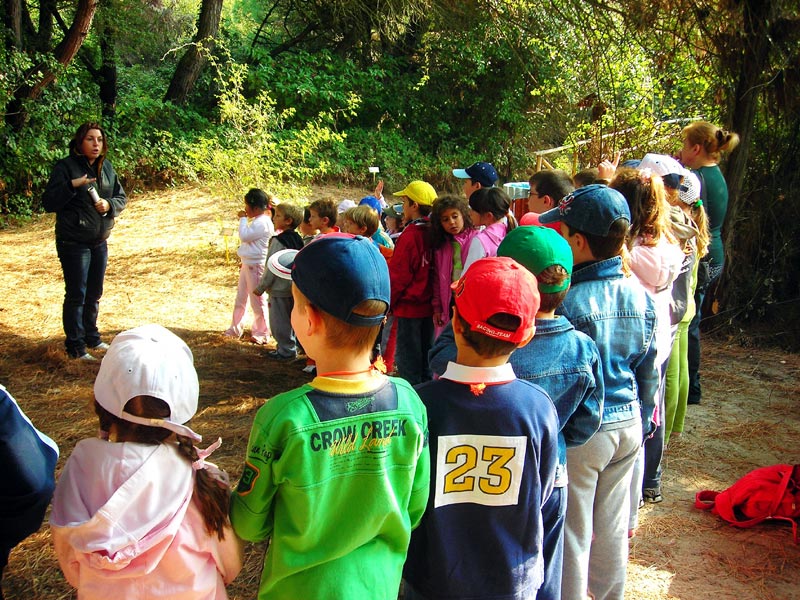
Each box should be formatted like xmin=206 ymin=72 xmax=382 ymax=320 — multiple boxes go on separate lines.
xmin=290 ymin=233 xmax=389 ymax=327
xmin=452 ymin=162 xmax=499 ymax=188
xmin=539 ymin=184 xmax=630 ymax=236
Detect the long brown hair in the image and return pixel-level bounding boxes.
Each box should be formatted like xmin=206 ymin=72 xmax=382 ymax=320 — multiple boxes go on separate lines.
xmin=610 ymin=168 xmax=676 ymax=248
xmin=94 ymin=396 xmax=231 ymax=539
xmin=69 ymin=122 xmax=108 ymax=184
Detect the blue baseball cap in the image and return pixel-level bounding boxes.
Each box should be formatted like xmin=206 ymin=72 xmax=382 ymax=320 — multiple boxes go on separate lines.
xmin=452 ymin=162 xmax=499 ymax=188
xmin=359 ymin=195 xmax=383 ymax=213
xmin=291 ymin=233 xmax=389 ymax=327
xmin=539 ymin=184 xmax=630 ymax=236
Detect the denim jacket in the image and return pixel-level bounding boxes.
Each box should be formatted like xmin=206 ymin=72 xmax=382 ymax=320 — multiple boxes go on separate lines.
xmin=557 ymin=256 xmax=658 ymax=436
xmin=428 ymin=316 xmax=603 ymax=486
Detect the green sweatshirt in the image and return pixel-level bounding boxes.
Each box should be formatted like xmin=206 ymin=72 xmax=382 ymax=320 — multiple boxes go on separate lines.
xmin=230 ymin=373 xmax=430 ymax=600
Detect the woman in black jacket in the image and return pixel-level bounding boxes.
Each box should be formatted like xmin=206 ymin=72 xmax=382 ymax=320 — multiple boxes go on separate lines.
xmin=42 ymin=122 xmax=127 ymax=360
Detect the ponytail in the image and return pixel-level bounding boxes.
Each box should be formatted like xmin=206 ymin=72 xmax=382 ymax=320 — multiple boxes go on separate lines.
xmin=691 ymin=202 xmax=710 ymax=259
xmin=506 ymin=210 xmax=517 ymax=232
xmin=715 ymin=129 xmax=740 ymax=154
xmin=176 ymin=436 xmax=231 ymax=540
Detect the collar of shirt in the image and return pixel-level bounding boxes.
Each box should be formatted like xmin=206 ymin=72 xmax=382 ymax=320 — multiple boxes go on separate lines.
xmin=440 ymin=361 xmax=516 ymax=385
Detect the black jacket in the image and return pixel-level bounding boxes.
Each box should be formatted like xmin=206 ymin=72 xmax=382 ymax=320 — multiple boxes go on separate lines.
xmin=42 ymin=153 xmax=127 ymax=244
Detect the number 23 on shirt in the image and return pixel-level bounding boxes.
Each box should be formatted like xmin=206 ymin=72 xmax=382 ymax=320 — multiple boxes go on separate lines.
xmin=434 ymin=434 xmax=527 ymax=508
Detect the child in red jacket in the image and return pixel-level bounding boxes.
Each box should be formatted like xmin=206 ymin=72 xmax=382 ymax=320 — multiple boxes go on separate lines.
xmin=389 ymin=180 xmax=437 ymax=385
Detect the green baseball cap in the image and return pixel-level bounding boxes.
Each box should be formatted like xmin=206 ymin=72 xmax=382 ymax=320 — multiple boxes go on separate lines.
xmin=497 ymin=226 xmax=572 ymax=293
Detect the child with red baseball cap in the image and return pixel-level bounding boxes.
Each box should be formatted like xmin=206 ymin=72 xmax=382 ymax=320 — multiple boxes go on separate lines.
xmin=404 ymin=256 xmax=559 ymax=600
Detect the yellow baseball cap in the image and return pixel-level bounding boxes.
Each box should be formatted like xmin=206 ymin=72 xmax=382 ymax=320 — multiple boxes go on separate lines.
xmin=393 ymin=180 xmax=437 ymax=206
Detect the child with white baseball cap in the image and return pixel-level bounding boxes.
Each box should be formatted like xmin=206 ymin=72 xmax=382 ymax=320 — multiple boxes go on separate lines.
xmin=50 ymin=324 xmax=242 ymax=598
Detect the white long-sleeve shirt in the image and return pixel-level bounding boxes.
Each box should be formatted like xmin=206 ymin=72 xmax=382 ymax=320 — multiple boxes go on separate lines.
xmin=236 ymin=213 xmax=274 ymax=264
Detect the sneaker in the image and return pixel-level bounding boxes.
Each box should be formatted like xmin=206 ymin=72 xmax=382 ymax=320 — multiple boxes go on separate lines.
xmin=642 ymin=487 xmax=663 ymax=504
xmin=89 ymin=341 xmax=110 ymax=350
xmin=75 ymin=352 xmax=98 ymax=362
xmin=302 ymin=364 xmax=317 ymax=374
xmin=267 ymin=350 xmax=295 ymax=361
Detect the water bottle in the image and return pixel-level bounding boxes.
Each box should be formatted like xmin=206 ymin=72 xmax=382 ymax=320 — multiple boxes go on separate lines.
xmin=87 ymin=185 xmax=101 ymax=203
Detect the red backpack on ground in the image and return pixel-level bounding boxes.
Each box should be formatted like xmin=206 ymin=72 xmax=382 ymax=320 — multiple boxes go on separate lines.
xmin=695 ymin=464 xmax=800 ymax=543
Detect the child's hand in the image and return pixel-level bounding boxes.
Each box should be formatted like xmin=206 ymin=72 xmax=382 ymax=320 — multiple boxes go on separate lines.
xmin=374 ymin=179 xmax=384 ymax=199
xmin=253 ymin=288 xmax=264 ymax=296
xmin=433 ymin=312 xmax=444 ymax=327
xmin=238 ymin=210 xmax=247 ymax=218
xmin=598 ymin=152 xmax=621 ymax=180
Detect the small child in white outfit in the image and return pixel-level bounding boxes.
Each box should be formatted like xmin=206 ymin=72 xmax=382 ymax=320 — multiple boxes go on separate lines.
xmin=224 ymin=188 xmax=274 ymax=344
xmin=50 ymin=324 xmax=243 ymax=598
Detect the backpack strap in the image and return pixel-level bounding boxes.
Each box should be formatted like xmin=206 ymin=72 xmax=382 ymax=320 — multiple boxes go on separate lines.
xmin=694 ymin=489 xmax=719 ymax=511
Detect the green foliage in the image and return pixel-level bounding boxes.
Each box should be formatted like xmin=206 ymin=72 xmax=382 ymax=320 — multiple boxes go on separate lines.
xmin=183 ymin=58 xmax=344 ymax=199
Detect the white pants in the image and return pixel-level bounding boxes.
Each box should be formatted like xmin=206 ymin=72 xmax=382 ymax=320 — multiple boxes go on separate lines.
xmin=225 ymin=263 xmax=270 ymax=341
xmin=561 ymin=419 xmax=642 ymax=600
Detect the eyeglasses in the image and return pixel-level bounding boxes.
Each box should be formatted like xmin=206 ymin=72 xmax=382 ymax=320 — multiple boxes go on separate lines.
xmin=528 ymin=190 xmax=541 ymax=199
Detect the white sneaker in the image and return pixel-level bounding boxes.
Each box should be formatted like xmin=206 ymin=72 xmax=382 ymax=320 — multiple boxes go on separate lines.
xmin=76 ymin=352 xmax=97 ymax=361
xmin=89 ymin=342 xmax=110 ymax=350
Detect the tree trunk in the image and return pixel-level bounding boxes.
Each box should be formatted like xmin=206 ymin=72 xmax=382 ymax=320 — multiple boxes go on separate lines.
xmin=164 ymin=0 xmax=223 ymax=105
xmin=718 ymin=0 xmax=774 ymax=305
xmin=98 ymin=23 xmax=117 ymax=124
xmin=3 ymin=0 xmax=22 ymax=49
xmin=37 ymin=0 xmax=56 ymax=52
xmin=5 ymin=0 xmax=98 ymax=130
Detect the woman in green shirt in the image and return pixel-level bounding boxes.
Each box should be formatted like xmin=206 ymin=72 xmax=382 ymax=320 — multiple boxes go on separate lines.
xmin=678 ymin=120 xmax=739 ymax=405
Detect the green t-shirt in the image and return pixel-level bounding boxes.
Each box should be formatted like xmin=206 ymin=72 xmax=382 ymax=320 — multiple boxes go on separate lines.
xmin=695 ymin=165 xmax=729 ymax=266
xmin=230 ymin=373 xmax=430 ymax=600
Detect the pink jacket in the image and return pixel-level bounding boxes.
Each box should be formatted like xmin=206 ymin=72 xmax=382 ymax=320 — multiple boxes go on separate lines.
xmin=462 ymin=220 xmax=508 ymax=273
xmin=630 ymin=235 xmax=685 ymax=368
xmin=51 ymin=438 xmax=242 ymax=599
xmin=432 ymin=228 xmax=478 ymax=336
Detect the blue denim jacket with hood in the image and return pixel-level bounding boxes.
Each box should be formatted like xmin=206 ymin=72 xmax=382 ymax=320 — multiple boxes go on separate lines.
xmin=557 ymin=256 xmax=658 ymax=436
xmin=428 ymin=315 xmax=604 ymax=486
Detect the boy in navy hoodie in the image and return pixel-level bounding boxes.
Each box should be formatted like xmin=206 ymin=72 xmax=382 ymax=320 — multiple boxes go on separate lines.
xmin=404 ymin=256 xmax=559 ymax=600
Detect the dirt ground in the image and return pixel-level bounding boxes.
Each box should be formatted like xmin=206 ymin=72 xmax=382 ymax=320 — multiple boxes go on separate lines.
xmin=1 ymin=185 xmax=798 ymax=600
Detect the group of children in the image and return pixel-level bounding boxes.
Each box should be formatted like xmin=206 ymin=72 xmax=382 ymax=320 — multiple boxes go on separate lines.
xmin=227 ymin=152 xmax=708 ymax=599
xmin=6 ymin=123 xmax=731 ymax=600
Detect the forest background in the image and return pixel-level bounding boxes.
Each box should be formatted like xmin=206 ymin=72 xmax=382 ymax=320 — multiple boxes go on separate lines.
xmin=1 ymin=0 xmax=799 ymax=342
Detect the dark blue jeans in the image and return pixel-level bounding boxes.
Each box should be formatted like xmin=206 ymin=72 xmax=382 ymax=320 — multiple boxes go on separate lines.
xmin=56 ymin=240 xmax=108 ymax=357
xmin=687 ymin=262 xmax=723 ymax=403
xmin=643 ymin=359 xmax=669 ymax=490
xmin=395 ymin=316 xmax=433 ymax=386
xmin=538 ymin=485 xmax=567 ymax=600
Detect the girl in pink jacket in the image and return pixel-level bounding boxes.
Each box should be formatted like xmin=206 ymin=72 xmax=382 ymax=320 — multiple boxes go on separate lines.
xmin=463 ymin=187 xmax=517 ymax=273
xmin=430 ymin=195 xmax=477 ymax=338
xmin=50 ymin=325 xmax=242 ymax=599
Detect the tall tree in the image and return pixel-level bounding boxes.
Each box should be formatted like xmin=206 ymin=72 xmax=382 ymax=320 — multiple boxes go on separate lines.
xmin=5 ymin=0 xmax=98 ymax=130
xmin=164 ymin=0 xmax=223 ymax=105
